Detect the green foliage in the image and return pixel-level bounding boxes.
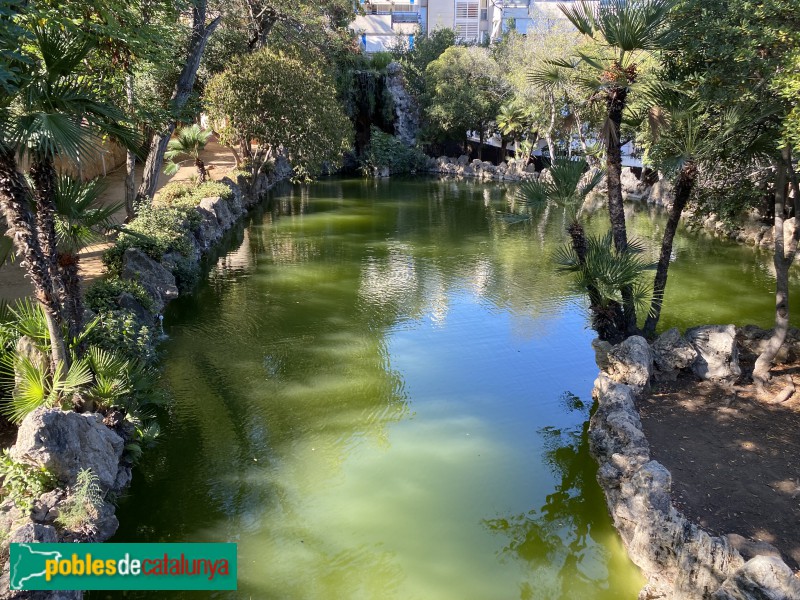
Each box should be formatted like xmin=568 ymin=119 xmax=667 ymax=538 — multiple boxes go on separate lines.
xmin=398 ymin=28 xmax=457 ymax=101
xmin=205 ymin=47 xmax=352 ymax=179
xmin=104 ymin=202 xmax=197 ymax=275
xmin=56 ymin=468 xmax=104 ymax=532
xmin=86 ymin=310 xmax=158 ymax=365
xmin=362 ymin=127 xmax=429 ymax=174
xmin=424 ymin=46 xmax=508 ymax=143
xmin=163 ymin=124 xmax=212 ymax=176
xmin=554 ymin=232 xmax=654 ymax=311
xmin=518 ymin=159 xmax=604 ymax=221
xmin=0 ymin=450 xmax=55 ymax=512
xmin=85 ymin=345 xmax=165 ymax=415
xmin=158 ymin=180 xmax=232 ymax=208
xmin=368 ymin=52 xmax=394 ymax=72
xmin=0 ymin=355 xmax=93 ymax=424
xmin=85 ymin=279 xmax=153 ymax=314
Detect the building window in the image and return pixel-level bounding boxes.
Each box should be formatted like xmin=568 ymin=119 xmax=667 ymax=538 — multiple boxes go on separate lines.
xmin=455 ymin=0 xmax=480 ymax=42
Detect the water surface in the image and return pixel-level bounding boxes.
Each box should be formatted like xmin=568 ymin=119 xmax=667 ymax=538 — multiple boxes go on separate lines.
xmin=107 ymin=178 xmax=797 ymax=599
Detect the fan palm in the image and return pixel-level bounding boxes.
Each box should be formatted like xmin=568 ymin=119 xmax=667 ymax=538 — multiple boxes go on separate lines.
xmin=496 ymin=103 xmax=531 ymax=160
xmin=164 ymin=124 xmax=213 ymax=183
xmin=0 ymin=21 xmax=138 ymax=370
xmin=518 ymin=159 xmax=640 ymax=342
xmin=54 ymin=177 xmax=122 ymax=339
xmin=553 ymin=0 xmax=676 ymax=335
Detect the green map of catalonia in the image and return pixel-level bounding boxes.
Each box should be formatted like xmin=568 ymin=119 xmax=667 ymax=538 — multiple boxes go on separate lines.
xmin=9 ymin=544 xmax=62 ymax=590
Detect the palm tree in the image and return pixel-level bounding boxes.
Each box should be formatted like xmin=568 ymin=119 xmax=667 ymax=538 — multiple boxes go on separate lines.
xmin=164 ymin=124 xmax=213 ymax=183
xmin=556 ymin=0 xmax=676 ymax=335
xmin=519 ymin=159 xmax=645 ymax=342
xmin=496 ymin=103 xmax=531 ymax=161
xmin=0 ymin=21 xmax=137 ymax=369
xmin=54 ymin=177 xmax=122 ymax=340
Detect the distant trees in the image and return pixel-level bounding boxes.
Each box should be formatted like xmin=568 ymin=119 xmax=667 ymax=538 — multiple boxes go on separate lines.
xmin=424 ymin=46 xmax=508 ymax=158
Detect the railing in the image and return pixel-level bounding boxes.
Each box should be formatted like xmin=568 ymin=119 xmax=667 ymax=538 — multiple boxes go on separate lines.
xmin=392 ymin=11 xmax=421 ymax=23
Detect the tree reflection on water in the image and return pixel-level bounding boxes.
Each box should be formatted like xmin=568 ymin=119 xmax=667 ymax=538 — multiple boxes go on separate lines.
xmin=483 ymin=392 xmax=637 ymax=600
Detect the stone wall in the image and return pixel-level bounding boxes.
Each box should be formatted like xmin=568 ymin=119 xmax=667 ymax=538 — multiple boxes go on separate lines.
xmin=427 ymin=155 xmax=539 ymax=182
xmin=591 ymin=331 xmax=800 ymax=599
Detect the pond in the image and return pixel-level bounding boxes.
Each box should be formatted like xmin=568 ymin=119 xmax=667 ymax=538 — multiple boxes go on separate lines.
xmin=105 ymin=177 xmax=798 ymax=600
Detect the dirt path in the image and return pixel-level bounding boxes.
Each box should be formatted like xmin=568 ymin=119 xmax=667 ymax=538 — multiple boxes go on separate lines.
xmin=639 ymin=369 xmax=800 ymax=569
xmin=0 ymin=137 xmax=236 ymax=302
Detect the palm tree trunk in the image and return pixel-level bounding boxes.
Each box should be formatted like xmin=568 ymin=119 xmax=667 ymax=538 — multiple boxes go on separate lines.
xmin=754 ymin=147 xmax=798 ymax=385
xmin=0 ymin=149 xmax=68 ymax=369
xmin=643 ymin=161 xmax=696 ymax=338
xmin=59 ymin=253 xmax=84 ymax=342
xmin=605 ymin=85 xmax=636 ymax=335
xmin=136 ymin=5 xmax=221 ymax=203
xmin=195 ymin=157 xmax=208 ymax=183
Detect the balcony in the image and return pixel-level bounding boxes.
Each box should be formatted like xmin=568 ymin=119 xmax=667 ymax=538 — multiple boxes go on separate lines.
xmin=392 ymin=11 xmax=421 ymax=24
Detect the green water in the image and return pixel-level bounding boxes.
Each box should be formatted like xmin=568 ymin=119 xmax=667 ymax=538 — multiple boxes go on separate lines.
xmin=107 ymin=178 xmax=797 ymax=600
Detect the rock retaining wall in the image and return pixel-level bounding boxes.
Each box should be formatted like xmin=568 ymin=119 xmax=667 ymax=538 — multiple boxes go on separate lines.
xmin=592 ymin=331 xmax=800 ymax=599
xmin=0 ymin=162 xmax=292 ymax=599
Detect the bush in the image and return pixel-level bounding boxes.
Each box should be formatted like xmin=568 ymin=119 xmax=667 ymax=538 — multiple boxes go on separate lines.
xmin=362 ymin=127 xmax=429 ymax=175
xmin=56 ymin=468 xmax=103 ymax=532
xmin=85 ymin=279 xmax=154 ymax=314
xmin=86 ymin=310 xmax=158 ymax=364
xmin=0 ymin=450 xmax=55 ymax=511
xmin=103 ymin=203 xmax=198 ymax=276
xmin=159 ymin=180 xmax=232 ymax=208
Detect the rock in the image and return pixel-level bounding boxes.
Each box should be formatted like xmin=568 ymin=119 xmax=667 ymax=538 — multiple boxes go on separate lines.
xmin=385 ymin=62 xmax=420 ymax=146
xmin=592 ymin=338 xmax=613 ymax=371
xmin=652 ymin=327 xmax=697 ymax=380
xmin=116 ymin=291 xmax=151 ymax=322
xmin=725 ymin=534 xmax=784 ymax=563
xmin=649 ymin=178 xmax=675 ymax=209
xmin=220 ymin=177 xmax=245 ymax=213
xmin=525 ymin=163 xmax=537 ymax=174
xmin=199 ymin=196 xmax=235 ymax=231
xmin=120 ymin=248 xmax=178 ymax=314
xmin=606 ymin=336 xmax=653 ymax=393
xmin=621 ymin=167 xmax=641 ymax=195
xmin=30 ymin=489 xmax=65 ymax=524
xmin=685 ymin=325 xmax=741 ymax=380
xmin=11 ymin=408 xmax=124 ymax=490
xmin=712 ymin=556 xmax=800 ymax=600
xmin=457 ymin=155 xmax=469 ymax=166
xmin=9 ymin=521 xmax=57 ymax=544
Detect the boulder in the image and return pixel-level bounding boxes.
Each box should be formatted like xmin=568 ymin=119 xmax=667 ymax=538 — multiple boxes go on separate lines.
xmin=116 ymin=291 xmax=151 ymax=322
xmin=121 ymin=248 xmax=178 ymax=314
xmin=621 ymin=167 xmax=642 ymax=195
xmin=11 ymin=408 xmax=124 ymax=490
xmin=592 ymin=338 xmax=613 ymax=371
xmin=606 ymin=335 xmax=653 ymax=392
xmin=712 ymin=555 xmax=800 ymax=600
xmin=457 ymin=154 xmax=469 ymax=165
xmin=685 ymin=325 xmax=741 ymax=380
xmin=199 ymin=196 xmax=235 ymax=231
xmin=649 ymin=178 xmax=675 ymax=209
xmin=652 ymin=327 xmax=697 ymax=380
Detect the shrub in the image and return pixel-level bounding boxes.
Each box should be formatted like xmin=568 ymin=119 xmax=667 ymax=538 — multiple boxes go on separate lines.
xmin=56 ymin=468 xmax=103 ymax=532
xmin=85 ymin=279 xmax=153 ymax=314
xmin=86 ymin=310 xmax=158 ymax=364
xmin=103 ymin=203 xmax=197 ymax=276
xmin=362 ymin=127 xmax=428 ymax=175
xmin=0 ymin=450 xmax=55 ymax=511
xmin=159 ymin=180 xmax=232 ymax=208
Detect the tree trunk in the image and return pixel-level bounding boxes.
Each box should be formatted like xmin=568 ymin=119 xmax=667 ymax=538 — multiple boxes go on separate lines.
xmin=29 ymin=157 xmax=66 ymax=316
xmin=605 ymin=85 xmax=636 ymax=335
xmin=125 ymin=72 xmax=137 ymax=220
xmin=478 ymin=129 xmax=484 ymax=161
xmin=136 ymin=7 xmax=221 ymax=203
xmin=195 ymin=157 xmax=208 ymax=183
xmin=59 ymin=253 xmax=83 ymax=342
xmin=546 ymin=92 xmax=557 ymax=164
xmin=643 ymin=162 xmax=696 ymax=337
xmin=0 ymin=149 xmax=68 ymax=369
xmin=754 ymin=147 xmax=798 ymax=385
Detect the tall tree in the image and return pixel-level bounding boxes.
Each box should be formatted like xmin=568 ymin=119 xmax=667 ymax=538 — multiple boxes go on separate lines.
xmin=0 ymin=19 xmax=136 ymax=368
xmin=136 ymin=0 xmax=221 ymax=204
xmin=558 ymin=0 xmax=675 ymax=334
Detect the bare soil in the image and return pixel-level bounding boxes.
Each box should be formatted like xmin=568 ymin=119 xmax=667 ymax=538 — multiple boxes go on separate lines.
xmin=639 ymin=363 xmax=800 ymax=569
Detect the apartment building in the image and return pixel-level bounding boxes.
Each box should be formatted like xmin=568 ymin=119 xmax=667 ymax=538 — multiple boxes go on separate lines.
xmin=351 ymin=1 xmax=575 ymax=52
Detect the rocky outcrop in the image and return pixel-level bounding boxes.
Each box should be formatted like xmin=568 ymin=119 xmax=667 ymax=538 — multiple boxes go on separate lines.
xmin=121 ymin=248 xmax=178 ymax=314
xmin=685 ymin=324 xmax=741 ymax=380
xmin=590 ymin=330 xmax=800 ymax=599
xmin=652 ymin=327 xmax=698 ymax=381
xmin=385 ymin=62 xmax=419 ymax=146
xmin=11 ymin=408 xmax=124 ymax=491
xmin=427 ymin=156 xmax=539 ymax=182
